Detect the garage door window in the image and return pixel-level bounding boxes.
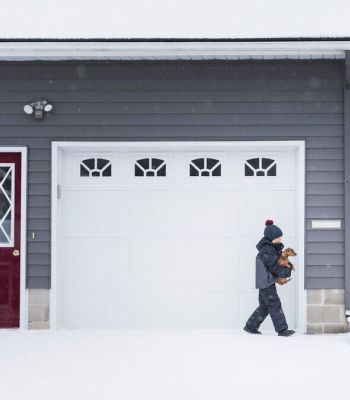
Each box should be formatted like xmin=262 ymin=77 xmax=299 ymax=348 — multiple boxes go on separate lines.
xmin=80 ymin=158 xmax=112 ymax=177
xmin=190 ymin=158 xmax=221 ymax=176
xmin=135 ymin=158 xmax=166 ymax=176
xmin=245 ymin=157 xmax=276 ymax=177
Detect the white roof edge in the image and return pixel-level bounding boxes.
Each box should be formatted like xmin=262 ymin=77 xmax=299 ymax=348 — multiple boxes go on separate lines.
xmin=0 ymin=40 xmax=350 ymax=60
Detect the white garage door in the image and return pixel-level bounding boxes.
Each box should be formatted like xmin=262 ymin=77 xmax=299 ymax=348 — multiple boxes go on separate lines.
xmin=57 ymin=142 xmax=299 ymax=329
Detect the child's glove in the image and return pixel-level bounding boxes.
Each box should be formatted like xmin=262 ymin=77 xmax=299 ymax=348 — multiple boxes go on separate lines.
xmin=277 ymin=277 xmax=287 ymax=285
xmin=276 ymin=277 xmax=292 ymax=285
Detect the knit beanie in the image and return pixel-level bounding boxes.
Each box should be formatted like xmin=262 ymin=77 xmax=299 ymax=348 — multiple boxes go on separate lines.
xmin=264 ymin=220 xmax=283 ymax=241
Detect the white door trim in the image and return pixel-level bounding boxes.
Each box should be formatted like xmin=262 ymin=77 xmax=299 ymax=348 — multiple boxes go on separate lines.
xmin=0 ymin=147 xmax=28 ymax=330
xmin=51 ymin=140 xmax=306 ymax=332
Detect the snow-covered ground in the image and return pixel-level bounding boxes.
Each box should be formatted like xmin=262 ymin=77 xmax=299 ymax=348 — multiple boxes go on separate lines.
xmin=0 ymin=329 xmax=349 ymax=400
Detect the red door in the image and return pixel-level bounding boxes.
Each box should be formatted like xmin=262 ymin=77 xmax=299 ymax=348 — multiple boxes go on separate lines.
xmin=0 ymin=153 xmax=21 ymax=328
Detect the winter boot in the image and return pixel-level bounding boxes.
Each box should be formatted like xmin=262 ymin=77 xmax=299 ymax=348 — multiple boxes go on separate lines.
xmin=243 ymin=325 xmax=262 ymax=334
xmin=278 ymin=329 xmax=295 ymax=337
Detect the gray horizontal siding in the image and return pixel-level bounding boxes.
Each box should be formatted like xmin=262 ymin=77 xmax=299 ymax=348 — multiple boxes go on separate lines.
xmin=0 ymin=114 xmax=344 ymax=125
xmin=306 ymin=195 xmax=344 ymax=206
xmin=0 ymin=59 xmax=344 ymax=289
xmin=0 ymin=91 xmax=343 ymax=103
xmin=306 ymin=278 xmax=344 ymax=289
xmin=0 ymin=102 xmax=344 ymax=115
xmin=0 ymin=127 xmax=343 ymax=138
xmin=0 ymin=61 xmax=343 ymax=79
xmin=0 ymin=80 xmax=345 ymax=91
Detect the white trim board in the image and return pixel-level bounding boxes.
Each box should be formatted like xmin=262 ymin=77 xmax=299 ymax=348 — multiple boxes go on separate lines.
xmin=0 ymin=147 xmax=28 ymax=330
xmin=0 ymin=41 xmax=349 ymax=60
xmin=51 ymin=140 xmax=306 ymax=332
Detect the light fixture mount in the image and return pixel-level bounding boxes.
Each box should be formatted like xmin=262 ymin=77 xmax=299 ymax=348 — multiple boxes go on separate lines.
xmin=23 ymin=99 xmax=53 ymax=119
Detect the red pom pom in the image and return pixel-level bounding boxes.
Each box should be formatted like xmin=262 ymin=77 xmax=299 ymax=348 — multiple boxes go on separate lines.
xmin=265 ymin=220 xmax=274 ymax=225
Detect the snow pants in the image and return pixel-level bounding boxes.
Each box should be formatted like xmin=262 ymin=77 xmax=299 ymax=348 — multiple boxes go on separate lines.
xmin=245 ymin=283 xmax=288 ymax=332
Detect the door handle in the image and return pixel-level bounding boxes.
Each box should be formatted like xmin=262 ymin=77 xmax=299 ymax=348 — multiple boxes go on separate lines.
xmin=13 ymin=249 xmax=20 ymax=257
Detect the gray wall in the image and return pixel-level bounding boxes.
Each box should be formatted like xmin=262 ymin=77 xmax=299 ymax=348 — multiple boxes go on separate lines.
xmin=0 ymin=60 xmax=345 ymax=289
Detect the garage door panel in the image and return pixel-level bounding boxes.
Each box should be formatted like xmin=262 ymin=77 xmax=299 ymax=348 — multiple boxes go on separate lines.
xmin=238 ymin=192 xmax=296 ymax=238
xmin=62 ymin=284 xmax=240 ymax=328
xmin=237 ymin=240 xmax=258 ymax=284
xmin=62 ymin=237 xmax=240 ymax=286
xmin=62 ymin=289 xmax=124 ymax=328
xmin=117 ymin=191 xmax=176 ymax=236
xmin=61 ymin=238 xmax=128 ymax=284
xmin=167 ymin=239 xmax=238 ymax=285
xmin=173 ymin=192 xmax=237 ymax=236
xmin=62 ymin=191 xmax=119 ymax=237
xmin=117 ymin=191 xmax=237 ymax=237
xmin=63 ymin=191 xmax=238 ymax=237
xmin=123 ymin=239 xmax=173 ymax=282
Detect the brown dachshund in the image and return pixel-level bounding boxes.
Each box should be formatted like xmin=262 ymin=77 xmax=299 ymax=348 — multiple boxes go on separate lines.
xmin=276 ymin=248 xmax=297 ymax=285
xmin=277 ymin=247 xmax=297 ymax=271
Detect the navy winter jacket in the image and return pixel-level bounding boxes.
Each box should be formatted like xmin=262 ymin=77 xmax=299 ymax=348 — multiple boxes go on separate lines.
xmin=255 ymin=237 xmax=292 ymax=289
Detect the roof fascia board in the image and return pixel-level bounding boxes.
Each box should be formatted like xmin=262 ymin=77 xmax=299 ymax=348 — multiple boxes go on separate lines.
xmin=1 ymin=37 xmax=350 ymax=42
xmin=0 ymin=40 xmax=349 ymax=60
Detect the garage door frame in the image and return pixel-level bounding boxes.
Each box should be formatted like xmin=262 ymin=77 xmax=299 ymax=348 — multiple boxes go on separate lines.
xmin=50 ymin=140 xmax=306 ymax=331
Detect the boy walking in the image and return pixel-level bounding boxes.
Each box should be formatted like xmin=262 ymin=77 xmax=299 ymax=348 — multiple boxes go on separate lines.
xmin=244 ymin=220 xmax=295 ymax=337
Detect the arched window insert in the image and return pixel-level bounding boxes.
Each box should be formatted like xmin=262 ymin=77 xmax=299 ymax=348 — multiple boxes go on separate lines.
xmin=190 ymin=158 xmax=221 ymax=176
xmin=0 ymin=165 xmax=14 ymax=245
xmin=135 ymin=158 xmax=166 ymax=176
xmin=245 ymin=158 xmax=277 ymax=176
xmin=80 ymin=158 xmax=112 ymax=177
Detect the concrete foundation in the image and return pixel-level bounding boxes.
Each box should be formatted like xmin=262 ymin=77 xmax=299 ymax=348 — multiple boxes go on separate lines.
xmin=28 ymin=289 xmax=50 ymax=329
xmin=307 ymin=289 xmax=350 ymax=334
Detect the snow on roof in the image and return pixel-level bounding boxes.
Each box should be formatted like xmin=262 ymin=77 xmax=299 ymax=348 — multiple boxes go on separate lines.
xmin=0 ymin=0 xmax=349 ymax=40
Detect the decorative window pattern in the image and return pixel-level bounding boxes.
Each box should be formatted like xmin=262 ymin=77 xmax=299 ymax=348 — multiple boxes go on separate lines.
xmin=80 ymin=158 xmax=112 ymax=177
xmin=190 ymin=158 xmax=221 ymax=176
xmin=245 ymin=158 xmax=277 ymax=176
xmin=135 ymin=158 xmax=166 ymax=176
xmin=0 ymin=164 xmax=14 ymax=245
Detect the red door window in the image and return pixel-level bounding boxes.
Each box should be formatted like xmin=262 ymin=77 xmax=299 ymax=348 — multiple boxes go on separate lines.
xmin=0 ymin=153 xmax=21 ymax=328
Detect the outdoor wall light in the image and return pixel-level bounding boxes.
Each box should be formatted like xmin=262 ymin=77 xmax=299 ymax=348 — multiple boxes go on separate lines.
xmin=24 ymin=99 xmax=53 ymax=119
